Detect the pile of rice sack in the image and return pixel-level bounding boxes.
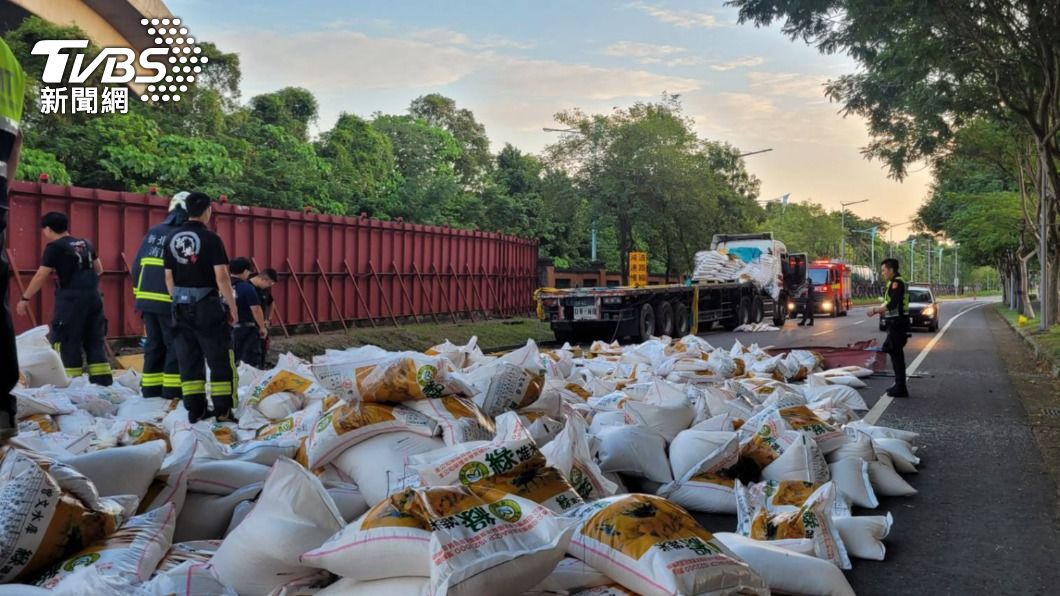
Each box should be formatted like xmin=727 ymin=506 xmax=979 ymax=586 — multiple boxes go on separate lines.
xmin=4 ymin=333 xmax=922 ymax=595
xmin=692 ymin=251 xmax=781 ymax=301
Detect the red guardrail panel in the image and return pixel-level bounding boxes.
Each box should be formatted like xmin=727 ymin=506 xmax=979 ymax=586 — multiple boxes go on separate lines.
xmin=6 ymin=182 xmax=539 ymax=338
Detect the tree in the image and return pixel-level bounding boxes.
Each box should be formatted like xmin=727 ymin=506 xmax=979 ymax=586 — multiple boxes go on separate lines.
xmin=16 ymin=148 xmax=71 ymax=185
xmin=250 ymin=87 xmax=319 ymax=141
xmin=409 ymin=94 xmax=492 ymax=187
xmin=758 ymin=201 xmax=844 ymax=259
xmin=316 ymin=113 xmax=399 ymax=214
xmin=730 ymin=0 xmax=1060 ymax=323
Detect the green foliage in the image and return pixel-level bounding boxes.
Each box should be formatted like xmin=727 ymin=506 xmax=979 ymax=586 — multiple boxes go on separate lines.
xmin=758 ymin=201 xmax=844 ymax=259
xmin=250 ymin=87 xmax=318 ymax=141
xmin=16 ymin=148 xmax=70 ymax=185
xmin=409 ymin=94 xmax=492 ymax=187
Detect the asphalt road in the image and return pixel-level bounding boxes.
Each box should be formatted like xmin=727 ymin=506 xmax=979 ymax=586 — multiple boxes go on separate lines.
xmin=696 ymin=298 xmax=1060 ymax=595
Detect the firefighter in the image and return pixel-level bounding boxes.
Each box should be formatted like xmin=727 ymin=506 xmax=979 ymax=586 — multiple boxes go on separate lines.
xmin=131 ymin=192 xmax=189 ymax=399
xmin=250 ymin=268 xmax=277 ymax=367
xmin=17 ymin=212 xmax=113 ymax=386
xmin=229 ymin=257 xmax=268 ymax=367
xmin=0 ymin=36 xmax=26 ymax=444
xmin=163 ymin=192 xmax=239 ymax=422
xmin=868 ymin=258 xmax=910 ymax=397
xmin=799 ymin=278 xmax=816 ymax=327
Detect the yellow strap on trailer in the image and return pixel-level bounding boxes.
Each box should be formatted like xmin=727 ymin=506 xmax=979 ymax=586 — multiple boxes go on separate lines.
xmin=691 ymin=285 xmax=699 ymax=332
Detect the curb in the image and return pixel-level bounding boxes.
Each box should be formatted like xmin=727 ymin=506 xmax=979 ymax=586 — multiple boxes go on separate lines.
xmin=995 ymin=305 xmax=1060 ymax=378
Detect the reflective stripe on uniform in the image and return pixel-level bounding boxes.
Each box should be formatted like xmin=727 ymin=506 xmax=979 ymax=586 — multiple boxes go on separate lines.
xmin=64 ymin=367 xmax=83 ymax=377
xmin=163 ymin=373 xmax=182 ymax=388
xmin=137 ymin=291 xmax=171 ymax=302
xmin=208 ymin=381 xmax=233 ymax=395
xmin=182 ymin=380 xmax=206 ymax=395
xmin=229 ymin=350 xmax=239 ymax=407
xmin=140 ymin=257 xmax=164 ymax=266
xmin=87 ymin=362 xmax=112 ymax=376
xmin=142 ymin=372 xmax=163 ymax=387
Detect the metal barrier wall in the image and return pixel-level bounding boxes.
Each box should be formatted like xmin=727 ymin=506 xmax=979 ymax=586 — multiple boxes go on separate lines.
xmin=6 ymin=182 xmax=539 ymax=338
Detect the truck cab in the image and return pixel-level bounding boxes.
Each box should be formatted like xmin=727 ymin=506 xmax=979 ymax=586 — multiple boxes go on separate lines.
xmin=710 ymin=233 xmax=805 ymax=324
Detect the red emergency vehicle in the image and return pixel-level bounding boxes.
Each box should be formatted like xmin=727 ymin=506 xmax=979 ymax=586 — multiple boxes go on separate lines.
xmin=792 ymin=260 xmax=852 ymax=317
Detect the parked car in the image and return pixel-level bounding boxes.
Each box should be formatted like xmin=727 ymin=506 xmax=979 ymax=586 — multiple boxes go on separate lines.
xmin=879 ymin=285 xmax=939 ymax=332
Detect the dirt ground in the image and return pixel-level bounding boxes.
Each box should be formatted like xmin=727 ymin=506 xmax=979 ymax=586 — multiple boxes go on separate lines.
xmin=992 ymin=308 xmax=1060 ymax=522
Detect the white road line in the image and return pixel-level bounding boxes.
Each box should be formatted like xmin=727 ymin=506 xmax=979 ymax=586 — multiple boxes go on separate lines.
xmin=853 ymin=320 xmax=865 ymax=325
xmin=863 ymin=301 xmax=988 ymax=424
xmin=812 ymin=330 xmax=831 ymax=336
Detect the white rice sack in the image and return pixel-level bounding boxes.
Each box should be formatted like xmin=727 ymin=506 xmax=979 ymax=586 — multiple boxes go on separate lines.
xmin=657 ymin=435 xmax=740 ymax=514
xmin=761 ymin=432 xmax=830 ymax=484
xmin=187 ymin=460 xmax=271 ymax=495
xmin=872 ymin=437 xmax=920 ymax=468
xmin=211 ymin=459 xmax=346 ymax=595
xmin=869 ymin=454 xmax=918 ymax=496
xmin=60 ymin=440 xmax=167 ymax=500
xmin=668 ymin=429 xmax=738 ymax=480
xmin=846 ymin=420 xmax=919 ymax=443
xmin=528 ymin=557 xmax=611 ymax=594
xmin=310 ymin=352 xmax=469 ymax=405
xmin=540 ymin=413 xmax=618 ymax=500
xmin=116 ymin=397 xmax=173 ymax=423
xmin=566 ymin=494 xmax=767 ymax=596
xmin=828 ymin=458 xmax=879 ymax=509
xmin=140 ymin=436 xmax=196 ymax=515
xmin=35 ymin=504 xmax=176 ymax=589
xmin=419 ymin=486 xmax=576 ymax=596
xmin=621 ymin=380 xmax=695 ymax=443
xmin=835 ymin=514 xmax=892 ymax=560
xmin=464 ymin=359 xmax=545 ymax=418
xmin=142 ymin=560 xmax=236 ymax=596
xmin=812 ymin=373 xmax=867 ymax=388
xmin=12 ymin=387 xmax=76 ymax=418
xmin=323 ymin=482 xmax=370 ymax=523
xmin=595 ymin=425 xmax=673 ymax=484
xmin=406 ymin=397 xmax=495 ymax=445
xmin=174 ymin=483 xmax=262 ymax=542
xmin=256 ymin=391 xmax=304 ymax=421
xmin=804 ymin=379 xmax=868 ymax=411
xmin=316 ymin=576 xmax=429 ymax=595
xmin=304 ymin=401 xmax=439 ymax=470
xmin=15 ymin=325 xmax=69 ymax=388
xmin=334 ymin=431 xmax=445 ymax=507
xmin=588 ymin=410 xmax=627 ymax=434
xmin=736 ymin=482 xmax=851 ymax=569
xmin=302 ymin=488 xmax=432 ymax=580
xmin=713 ymin=532 xmax=856 ymax=596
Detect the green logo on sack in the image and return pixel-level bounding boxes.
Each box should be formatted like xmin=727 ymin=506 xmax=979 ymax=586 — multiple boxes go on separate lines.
xmin=458 ymin=461 xmax=490 ymax=485
xmin=316 ymin=413 xmax=333 ymax=434
xmin=489 ymin=499 xmax=522 ymax=523
xmin=63 ymin=552 xmax=100 ymax=572
xmin=128 ymin=424 xmax=145 ymax=439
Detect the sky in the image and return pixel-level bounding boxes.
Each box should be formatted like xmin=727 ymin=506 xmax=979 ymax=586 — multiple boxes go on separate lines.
xmin=168 ymin=0 xmax=931 ymax=227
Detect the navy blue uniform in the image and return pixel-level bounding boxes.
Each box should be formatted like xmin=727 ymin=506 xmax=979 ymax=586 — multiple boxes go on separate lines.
xmin=232 ymin=278 xmax=263 ymax=367
xmin=132 ymin=218 xmax=183 ymax=398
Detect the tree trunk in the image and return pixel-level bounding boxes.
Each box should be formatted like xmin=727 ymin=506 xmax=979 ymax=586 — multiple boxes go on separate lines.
xmin=1019 ymin=252 xmax=1036 ymax=318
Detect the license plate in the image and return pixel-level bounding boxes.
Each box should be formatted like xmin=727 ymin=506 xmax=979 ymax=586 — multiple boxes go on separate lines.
xmin=573 ymin=305 xmax=597 ymax=320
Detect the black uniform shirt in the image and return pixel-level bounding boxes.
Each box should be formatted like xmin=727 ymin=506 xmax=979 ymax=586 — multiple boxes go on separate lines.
xmin=41 ymin=236 xmax=98 ymax=290
xmin=255 ymin=285 xmax=274 ymax=320
xmin=163 ymin=221 xmax=229 ymax=288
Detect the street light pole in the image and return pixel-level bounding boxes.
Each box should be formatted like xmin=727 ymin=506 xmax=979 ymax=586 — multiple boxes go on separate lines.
xmin=840 ymin=199 xmax=869 ymax=264
xmin=909 ymin=238 xmax=916 ymax=280
xmin=954 ymin=243 xmax=959 ymax=294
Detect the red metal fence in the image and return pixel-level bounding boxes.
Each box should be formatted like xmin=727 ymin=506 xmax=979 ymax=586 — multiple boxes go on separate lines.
xmin=6 ymin=182 xmax=539 ymax=339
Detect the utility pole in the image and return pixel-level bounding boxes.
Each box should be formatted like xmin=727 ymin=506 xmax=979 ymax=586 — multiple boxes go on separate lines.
xmin=909 ymin=238 xmax=916 ymax=280
xmin=954 ymin=243 xmax=959 ymax=295
xmin=840 ymin=199 xmax=869 ymax=263
xmin=926 ymin=237 xmax=931 ymax=285
xmin=937 ymin=247 xmax=943 ymax=287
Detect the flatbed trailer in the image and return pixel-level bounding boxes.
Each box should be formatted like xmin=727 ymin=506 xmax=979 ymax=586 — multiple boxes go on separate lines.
xmin=539 ymin=280 xmax=786 ymax=343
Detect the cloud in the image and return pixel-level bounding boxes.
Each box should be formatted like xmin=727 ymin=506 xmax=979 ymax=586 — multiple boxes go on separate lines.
xmin=626 ymin=1 xmax=721 ymax=29
xmin=746 ymin=71 xmax=831 ymax=98
xmin=710 ymin=56 xmax=766 ymax=71
xmin=408 ymin=27 xmax=535 ymax=50
xmin=604 ymin=41 xmax=687 ymax=64
xmin=488 ymin=56 xmax=701 ymax=100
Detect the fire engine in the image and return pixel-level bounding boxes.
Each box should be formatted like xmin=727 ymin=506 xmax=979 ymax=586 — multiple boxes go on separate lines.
xmin=790 ymin=260 xmax=853 ymax=317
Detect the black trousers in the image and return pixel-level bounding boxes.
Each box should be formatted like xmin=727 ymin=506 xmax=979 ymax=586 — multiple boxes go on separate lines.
xmin=801 ymin=301 xmax=815 ymax=324
xmin=883 ymin=316 xmax=910 ymax=389
xmin=173 ymin=297 xmax=236 ymax=422
xmin=0 ymin=217 xmax=15 ymax=418
xmin=50 ymin=289 xmax=112 ymax=386
xmin=141 ymin=311 xmax=182 ymax=399
xmin=233 ymin=325 xmax=264 ymax=368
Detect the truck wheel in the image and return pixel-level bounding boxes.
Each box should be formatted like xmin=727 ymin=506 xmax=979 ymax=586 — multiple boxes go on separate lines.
xmin=637 ymin=303 xmax=655 ymax=342
xmin=751 ymin=297 xmax=764 ymax=324
xmin=654 ymin=301 xmax=674 ymax=337
xmin=673 ymin=302 xmax=691 ymax=336
xmin=773 ymin=297 xmax=787 ymax=327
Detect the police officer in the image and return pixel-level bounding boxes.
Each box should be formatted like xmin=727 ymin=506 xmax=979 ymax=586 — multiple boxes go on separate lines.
xmin=163 ymin=192 xmax=239 ymax=422
xmin=131 ymin=192 xmax=189 ymax=399
xmin=229 ymin=257 xmax=268 ymax=367
xmin=868 ymin=258 xmax=909 ymax=397
xmin=17 ymin=212 xmax=113 ymax=386
xmin=0 ymin=37 xmax=26 ymax=443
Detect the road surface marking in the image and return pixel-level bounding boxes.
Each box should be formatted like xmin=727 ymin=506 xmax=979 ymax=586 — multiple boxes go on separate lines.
xmin=863 ymin=302 xmax=987 ymax=425
xmin=854 ymin=320 xmax=865 ymax=325
xmin=812 ymin=330 xmax=831 ymax=336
